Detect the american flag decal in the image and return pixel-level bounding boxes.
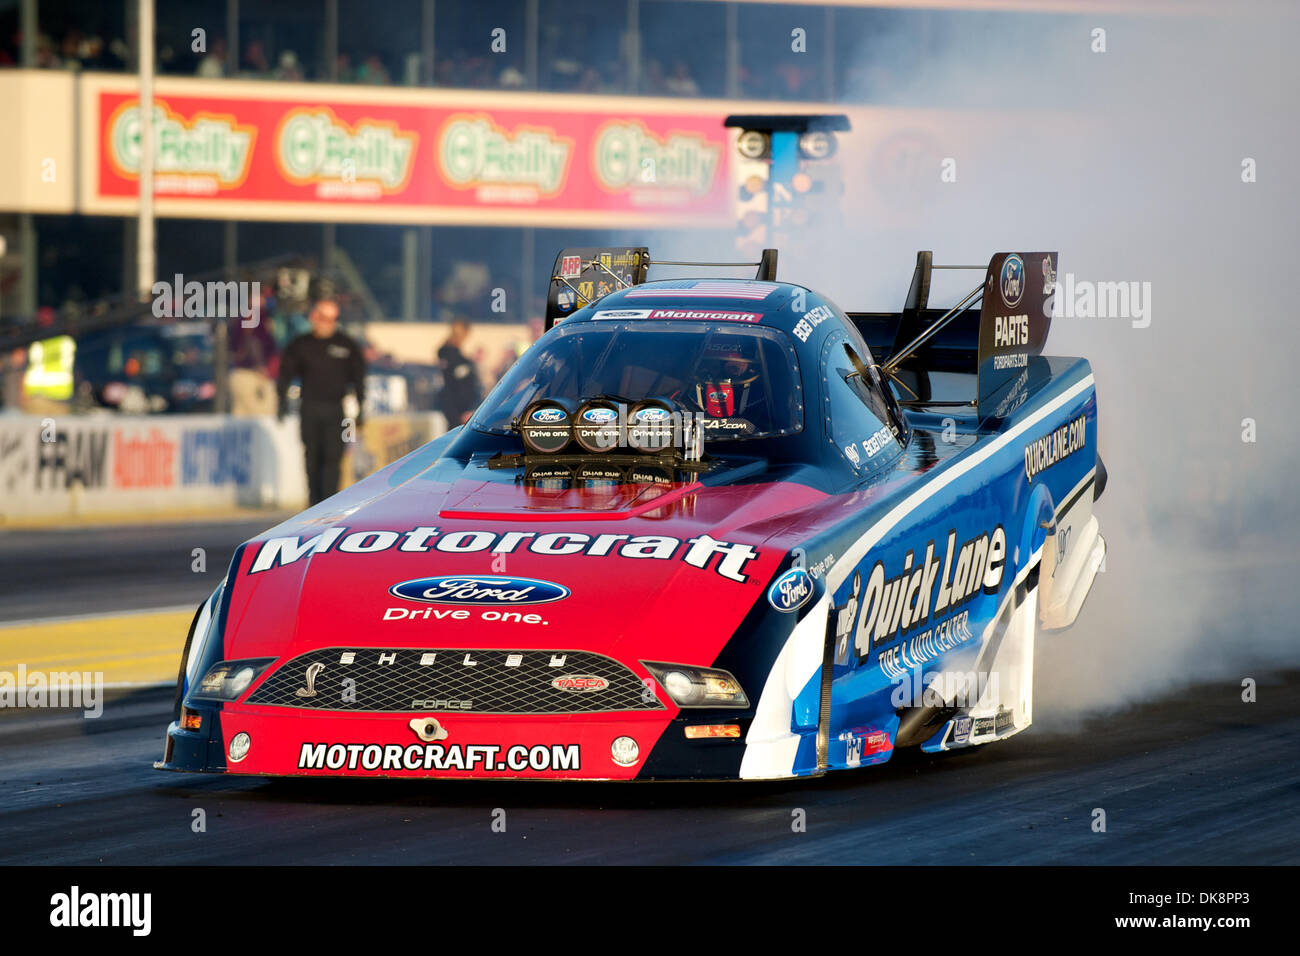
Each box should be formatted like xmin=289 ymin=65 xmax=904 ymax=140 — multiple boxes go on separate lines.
xmin=625 ymin=281 xmax=777 ymax=301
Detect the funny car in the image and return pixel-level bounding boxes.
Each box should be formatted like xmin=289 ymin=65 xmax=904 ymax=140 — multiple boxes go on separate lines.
xmin=157 ymin=245 xmax=1105 ymax=780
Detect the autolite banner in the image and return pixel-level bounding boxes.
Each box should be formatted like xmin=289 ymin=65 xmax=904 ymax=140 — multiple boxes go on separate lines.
xmin=82 ymin=75 xmax=736 ymax=227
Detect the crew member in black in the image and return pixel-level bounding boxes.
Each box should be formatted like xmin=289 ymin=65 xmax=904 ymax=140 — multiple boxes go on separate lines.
xmin=436 ymin=318 xmax=482 ymax=426
xmin=276 ymin=297 xmax=366 ymax=505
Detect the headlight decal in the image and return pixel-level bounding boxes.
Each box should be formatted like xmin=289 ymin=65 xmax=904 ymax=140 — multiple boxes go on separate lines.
xmin=183 ymin=544 xmax=247 ymax=702
xmin=190 ymin=658 xmax=278 ymax=702
xmin=641 ymin=661 xmax=750 ymax=709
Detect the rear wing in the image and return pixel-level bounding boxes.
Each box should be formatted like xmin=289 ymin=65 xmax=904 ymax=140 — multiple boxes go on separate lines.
xmin=544 ymin=247 xmax=779 ymax=330
xmin=848 ymin=250 xmax=1058 ymax=420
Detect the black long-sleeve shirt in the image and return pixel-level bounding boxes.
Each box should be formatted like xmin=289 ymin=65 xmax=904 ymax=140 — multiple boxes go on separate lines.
xmin=277 ymin=331 xmax=366 ymax=414
xmin=437 ymin=342 xmax=482 ymax=423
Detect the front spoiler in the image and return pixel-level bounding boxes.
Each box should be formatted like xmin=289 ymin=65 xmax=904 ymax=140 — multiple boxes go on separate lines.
xmin=155 ymin=705 xmax=776 ymax=781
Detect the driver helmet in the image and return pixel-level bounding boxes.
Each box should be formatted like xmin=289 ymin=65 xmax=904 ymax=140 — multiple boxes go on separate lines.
xmin=696 ymin=337 xmax=760 ymax=417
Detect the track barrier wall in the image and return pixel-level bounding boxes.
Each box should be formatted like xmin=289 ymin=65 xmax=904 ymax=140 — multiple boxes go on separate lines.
xmin=0 ymin=411 xmax=446 ymax=523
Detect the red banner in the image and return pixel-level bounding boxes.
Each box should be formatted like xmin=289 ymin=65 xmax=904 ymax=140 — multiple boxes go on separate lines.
xmin=93 ymin=85 xmax=733 ymax=226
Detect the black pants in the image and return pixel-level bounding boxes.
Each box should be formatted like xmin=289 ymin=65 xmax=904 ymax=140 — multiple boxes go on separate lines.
xmin=300 ymin=404 xmax=345 ymax=506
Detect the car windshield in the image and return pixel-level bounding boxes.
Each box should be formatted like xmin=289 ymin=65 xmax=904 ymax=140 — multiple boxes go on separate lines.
xmin=162 ymin=332 xmax=215 ymax=373
xmin=471 ymin=321 xmax=803 ymax=440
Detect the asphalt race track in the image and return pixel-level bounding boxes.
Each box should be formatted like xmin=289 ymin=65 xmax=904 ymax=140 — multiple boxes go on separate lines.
xmin=2 ymin=519 xmax=1298 ymax=865
xmin=0 ymin=516 xmax=282 ymax=622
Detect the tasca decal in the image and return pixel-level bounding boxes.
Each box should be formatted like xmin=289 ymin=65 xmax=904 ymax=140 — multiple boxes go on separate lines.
xmin=390 ymin=575 xmax=570 ymax=606
xmin=1024 ymin=414 xmax=1087 ymax=482
xmin=247 ymin=526 xmax=760 ymax=582
xmin=551 ymin=675 xmax=609 ymax=692
xmin=844 ymin=525 xmax=1007 ymax=672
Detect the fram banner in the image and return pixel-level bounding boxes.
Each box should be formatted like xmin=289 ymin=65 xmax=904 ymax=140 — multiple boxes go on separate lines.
xmin=0 ymin=412 xmax=447 ymax=522
xmin=0 ymin=416 xmax=274 ymax=520
xmin=82 ymin=76 xmax=735 ymax=227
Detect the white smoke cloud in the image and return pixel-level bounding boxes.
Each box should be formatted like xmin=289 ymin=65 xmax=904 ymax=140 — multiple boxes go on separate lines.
xmin=794 ymin=5 xmax=1300 ymax=723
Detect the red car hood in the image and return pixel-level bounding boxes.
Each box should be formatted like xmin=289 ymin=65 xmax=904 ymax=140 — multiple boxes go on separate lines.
xmin=221 ymin=458 xmax=829 ymax=670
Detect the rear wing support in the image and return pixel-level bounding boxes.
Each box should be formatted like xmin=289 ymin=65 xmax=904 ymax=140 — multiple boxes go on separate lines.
xmin=857 ymin=250 xmax=1059 ymax=421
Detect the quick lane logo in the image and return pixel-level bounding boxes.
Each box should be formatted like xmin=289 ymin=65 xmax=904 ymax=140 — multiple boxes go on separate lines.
xmin=1024 ymin=414 xmax=1087 ymax=482
xmin=50 ymin=886 xmax=151 ymax=936
xmin=390 ymin=575 xmax=570 ymax=606
xmin=852 ymin=525 xmax=1007 ymax=661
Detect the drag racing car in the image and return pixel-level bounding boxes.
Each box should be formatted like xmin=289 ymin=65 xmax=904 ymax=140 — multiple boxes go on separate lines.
xmin=158 ymin=245 xmax=1106 ymax=781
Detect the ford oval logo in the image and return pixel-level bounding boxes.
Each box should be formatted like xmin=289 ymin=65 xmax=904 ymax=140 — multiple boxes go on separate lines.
xmin=582 ymin=407 xmax=617 ymax=423
xmin=999 ymin=254 xmax=1025 ymax=308
xmin=767 ymin=567 xmax=814 ymax=613
xmin=390 ymin=575 xmax=570 ymax=606
xmin=634 ymin=406 xmax=671 ymax=422
xmin=530 ymin=407 xmax=566 ymax=423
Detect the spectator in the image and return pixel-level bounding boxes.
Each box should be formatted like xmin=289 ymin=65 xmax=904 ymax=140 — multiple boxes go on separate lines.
xmin=1 ymin=348 xmax=27 ymax=411
xmin=36 ymin=34 xmax=61 ymax=69
xmin=277 ymin=297 xmax=366 ymax=506
xmin=575 ymin=66 xmax=603 ymax=93
xmin=436 ymin=319 xmax=481 ymax=427
xmin=664 ymin=60 xmax=700 ymax=96
xmin=641 ymin=59 xmax=667 ymax=95
xmin=106 ymin=38 xmax=130 ymax=70
xmin=59 ymin=29 xmax=84 ymax=68
xmin=435 ymin=56 xmax=458 ymax=87
xmin=775 ymin=62 xmax=814 ymax=99
xmin=334 ymin=52 xmax=354 ymax=82
xmin=228 ymin=313 xmax=279 ymax=416
xmin=355 ymin=54 xmax=391 ymax=85
xmin=241 ymin=40 xmax=270 ymax=77
xmin=274 ymin=49 xmax=304 ymax=81
xmin=196 ymin=36 xmax=226 ymax=77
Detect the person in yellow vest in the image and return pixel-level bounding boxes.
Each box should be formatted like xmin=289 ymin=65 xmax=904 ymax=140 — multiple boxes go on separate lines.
xmin=22 ymin=334 xmax=75 ymax=414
